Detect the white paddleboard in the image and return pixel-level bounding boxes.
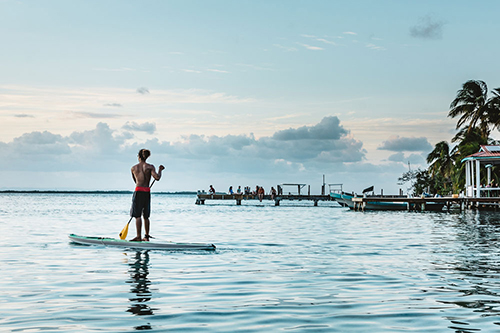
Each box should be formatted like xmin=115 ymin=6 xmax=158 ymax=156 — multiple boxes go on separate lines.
xmin=69 ymin=234 xmax=216 ymax=251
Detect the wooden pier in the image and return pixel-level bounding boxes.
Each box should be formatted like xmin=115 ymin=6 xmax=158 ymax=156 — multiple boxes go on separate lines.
xmin=196 ymin=183 xmax=334 ymax=206
xmin=195 ymin=193 xmax=333 ymax=206
xmin=351 ymin=196 xmax=500 ymax=212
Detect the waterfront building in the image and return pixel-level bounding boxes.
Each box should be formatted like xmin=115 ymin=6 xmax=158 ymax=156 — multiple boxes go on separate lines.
xmin=462 ymin=145 xmax=500 ymax=198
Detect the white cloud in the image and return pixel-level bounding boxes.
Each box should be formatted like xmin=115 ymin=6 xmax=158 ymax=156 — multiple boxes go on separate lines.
xmin=69 ymin=111 xmax=122 ymax=119
xmin=297 ymin=43 xmax=324 ymax=51
xmin=236 ymin=63 xmax=275 ymax=71
xmin=207 ymin=69 xmax=230 ymax=73
xmin=273 ymin=116 xmax=348 ymax=140
xmin=342 ymin=117 xmax=455 ymax=148
xmin=366 ymin=43 xmax=386 ymax=51
xmin=410 ymin=16 xmax=445 ymax=40
xmin=0 ymin=117 xmax=368 ymax=190
xmin=136 ymin=87 xmax=150 ymax=94
xmin=388 ymin=152 xmax=426 ymax=166
xmin=0 ymin=133 xmax=411 ymax=193
xmin=316 ymin=38 xmax=337 ymax=46
xmin=0 ymin=85 xmax=253 ymax=112
xmin=122 ymin=121 xmax=156 ymax=134
xmin=273 ymin=44 xmax=298 ymax=52
xmin=181 ymin=69 xmax=202 ymax=74
xmin=388 ymin=152 xmax=405 ymax=162
xmin=11 ymin=131 xmax=71 ymax=156
xmin=69 ymin=122 xmax=133 ymax=156
xmin=92 ymin=67 xmax=136 ymax=72
xmin=162 ymin=116 xmax=364 ymax=164
xmin=378 ymin=136 xmax=432 ymax=152
xmin=300 ymin=34 xmax=337 ymax=47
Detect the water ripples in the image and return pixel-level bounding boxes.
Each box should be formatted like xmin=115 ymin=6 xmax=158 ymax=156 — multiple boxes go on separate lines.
xmin=2 ymin=194 xmax=500 ymax=331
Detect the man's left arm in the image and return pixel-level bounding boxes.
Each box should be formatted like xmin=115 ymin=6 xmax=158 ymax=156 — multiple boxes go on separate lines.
xmin=131 ymin=168 xmax=137 ymax=184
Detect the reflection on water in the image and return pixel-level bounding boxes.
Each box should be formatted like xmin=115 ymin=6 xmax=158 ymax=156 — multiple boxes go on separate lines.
xmin=432 ymin=211 xmax=500 ymax=330
xmin=126 ymin=251 xmax=156 ymax=330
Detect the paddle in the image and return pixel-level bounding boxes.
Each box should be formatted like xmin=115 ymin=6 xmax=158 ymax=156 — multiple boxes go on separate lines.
xmin=119 ymin=180 xmax=156 ymax=240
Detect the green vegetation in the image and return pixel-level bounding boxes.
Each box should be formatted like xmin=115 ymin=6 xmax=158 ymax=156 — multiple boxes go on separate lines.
xmin=400 ymin=80 xmax=500 ymax=195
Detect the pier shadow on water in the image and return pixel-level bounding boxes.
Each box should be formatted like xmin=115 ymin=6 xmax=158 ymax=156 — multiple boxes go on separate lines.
xmin=126 ymin=250 xmax=157 ymax=330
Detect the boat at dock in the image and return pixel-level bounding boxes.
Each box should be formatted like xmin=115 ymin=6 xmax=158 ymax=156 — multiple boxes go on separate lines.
xmin=329 ymin=185 xmax=445 ymax=211
xmin=331 ymin=191 xmax=409 ymax=210
xmin=329 ymin=191 xmax=353 ymax=208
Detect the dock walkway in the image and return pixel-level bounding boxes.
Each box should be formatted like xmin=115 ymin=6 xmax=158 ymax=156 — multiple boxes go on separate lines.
xmin=352 ymin=196 xmax=500 ymax=211
xmin=195 ymin=193 xmax=332 ymax=206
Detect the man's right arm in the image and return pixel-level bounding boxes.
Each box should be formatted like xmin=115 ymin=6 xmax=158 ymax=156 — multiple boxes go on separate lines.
xmin=151 ymin=165 xmax=165 ymax=181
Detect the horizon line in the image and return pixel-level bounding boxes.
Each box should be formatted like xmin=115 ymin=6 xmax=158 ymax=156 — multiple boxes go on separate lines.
xmin=0 ymin=190 xmax=198 ymax=194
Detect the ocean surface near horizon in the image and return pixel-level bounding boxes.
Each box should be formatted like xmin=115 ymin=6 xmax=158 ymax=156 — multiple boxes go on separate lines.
xmin=2 ymin=192 xmax=500 ymax=332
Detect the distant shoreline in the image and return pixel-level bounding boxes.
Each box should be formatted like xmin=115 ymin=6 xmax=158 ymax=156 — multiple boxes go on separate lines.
xmin=0 ymin=190 xmax=197 ymax=195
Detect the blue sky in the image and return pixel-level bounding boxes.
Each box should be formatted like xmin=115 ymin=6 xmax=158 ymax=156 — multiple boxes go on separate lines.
xmin=1 ymin=0 xmax=499 ymax=193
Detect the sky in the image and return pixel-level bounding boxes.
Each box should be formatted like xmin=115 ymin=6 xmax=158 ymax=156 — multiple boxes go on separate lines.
xmin=1 ymin=0 xmax=500 ymax=193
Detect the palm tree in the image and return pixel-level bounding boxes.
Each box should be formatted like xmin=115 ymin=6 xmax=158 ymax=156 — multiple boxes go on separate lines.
xmin=449 ymin=127 xmax=496 ymax=192
xmin=427 ymin=141 xmax=455 ymax=192
xmin=451 ymin=126 xmax=497 ymax=159
xmin=448 ymin=80 xmax=490 ymax=139
xmin=486 ymin=88 xmax=500 ymax=130
xmin=438 ymin=80 xmax=500 ymax=193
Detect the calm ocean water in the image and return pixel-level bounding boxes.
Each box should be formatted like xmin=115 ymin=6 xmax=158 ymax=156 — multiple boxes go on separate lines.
xmin=2 ymin=193 xmax=500 ymax=332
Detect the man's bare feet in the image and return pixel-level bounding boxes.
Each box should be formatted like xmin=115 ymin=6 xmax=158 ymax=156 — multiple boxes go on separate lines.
xmin=130 ymin=236 xmax=142 ymax=241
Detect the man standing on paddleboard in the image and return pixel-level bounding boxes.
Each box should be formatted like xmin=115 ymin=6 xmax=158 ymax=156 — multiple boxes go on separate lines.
xmin=130 ymin=149 xmax=164 ymax=241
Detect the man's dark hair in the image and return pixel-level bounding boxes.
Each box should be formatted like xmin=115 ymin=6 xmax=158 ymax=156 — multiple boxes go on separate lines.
xmin=138 ymin=149 xmax=151 ymax=161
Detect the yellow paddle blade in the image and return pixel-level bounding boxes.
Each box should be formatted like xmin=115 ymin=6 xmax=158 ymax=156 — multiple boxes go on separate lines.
xmin=119 ymin=218 xmax=132 ymax=240
xmin=119 ymin=223 xmax=129 ymax=240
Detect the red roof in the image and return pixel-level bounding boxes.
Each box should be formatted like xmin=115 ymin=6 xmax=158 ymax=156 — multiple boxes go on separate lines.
xmin=465 ymin=145 xmax=500 ymax=160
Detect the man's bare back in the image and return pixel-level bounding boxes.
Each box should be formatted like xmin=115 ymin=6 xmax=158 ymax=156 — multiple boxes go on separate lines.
xmin=131 ymin=161 xmax=163 ymax=187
